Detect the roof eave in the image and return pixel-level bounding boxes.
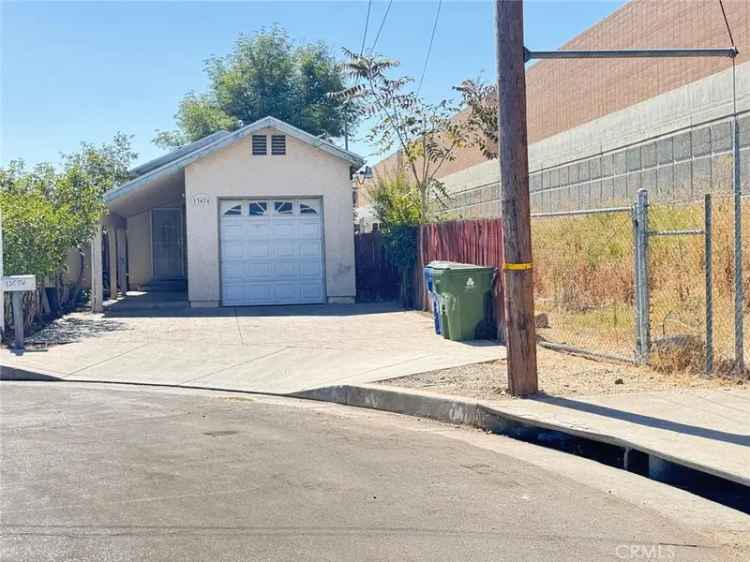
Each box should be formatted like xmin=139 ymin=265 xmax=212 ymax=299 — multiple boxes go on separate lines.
xmin=104 ymin=116 xmax=365 ymax=204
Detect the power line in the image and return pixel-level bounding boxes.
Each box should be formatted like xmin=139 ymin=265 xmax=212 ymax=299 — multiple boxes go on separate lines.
xmin=359 ymin=0 xmax=373 ymax=56
xmin=369 ymin=0 xmax=394 ymax=54
xmin=417 ymin=0 xmax=443 ymax=96
xmin=717 ymin=0 xmax=736 ymax=48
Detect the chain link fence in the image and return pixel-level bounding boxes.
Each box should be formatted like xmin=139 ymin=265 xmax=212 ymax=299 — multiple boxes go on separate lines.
xmin=646 ymin=193 xmax=749 ymax=372
xmin=531 ymin=206 xmax=636 ymax=362
xmin=531 ymin=189 xmax=748 ymax=374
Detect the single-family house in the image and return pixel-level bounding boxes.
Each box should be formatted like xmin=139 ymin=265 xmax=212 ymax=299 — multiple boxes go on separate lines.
xmin=97 ymin=116 xmax=364 ymax=309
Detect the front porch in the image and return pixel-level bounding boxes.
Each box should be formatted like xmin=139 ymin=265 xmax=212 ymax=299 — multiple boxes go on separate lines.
xmin=91 ymin=164 xmax=187 ymax=312
xmin=103 ymin=289 xmax=189 ymax=315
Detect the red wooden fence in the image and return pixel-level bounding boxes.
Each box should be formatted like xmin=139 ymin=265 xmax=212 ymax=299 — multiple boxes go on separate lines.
xmin=415 ymin=218 xmax=505 ymax=340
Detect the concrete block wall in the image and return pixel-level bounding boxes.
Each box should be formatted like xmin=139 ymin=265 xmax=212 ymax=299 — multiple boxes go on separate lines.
xmin=439 ymin=61 xmax=750 ymax=218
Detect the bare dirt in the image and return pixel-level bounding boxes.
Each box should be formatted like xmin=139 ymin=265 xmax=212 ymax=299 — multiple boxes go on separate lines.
xmin=379 ymin=345 xmax=747 ymax=400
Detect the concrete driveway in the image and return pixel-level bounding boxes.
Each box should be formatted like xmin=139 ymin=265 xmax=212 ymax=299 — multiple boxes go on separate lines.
xmin=0 ymin=303 xmax=502 ymax=393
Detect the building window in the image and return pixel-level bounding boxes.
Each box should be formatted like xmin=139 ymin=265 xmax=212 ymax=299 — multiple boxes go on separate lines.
xmin=300 ymin=203 xmax=318 ymax=215
xmin=223 ymin=204 xmax=242 ymax=216
xmin=248 ymin=201 xmax=267 ymax=216
xmin=274 ymin=201 xmax=293 ymax=215
xmin=271 ymin=135 xmax=286 ymax=155
xmin=252 ymin=135 xmax=267 ymax=155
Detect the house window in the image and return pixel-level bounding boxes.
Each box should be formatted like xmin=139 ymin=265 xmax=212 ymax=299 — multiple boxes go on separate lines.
xmin=300 ymin=203 xmax=318 ymax=215
xmin=252 ymin=135 xmax=267 ymax=155
xmin=249 ymin=201 xmax=267 ymax=216
xmin=274 ymin=201 xmax=293 ymax=215
xmin=271 ymin=135 xmax=286 ymax=155
xmin=222 ymin=203 xmax=242 ymax=216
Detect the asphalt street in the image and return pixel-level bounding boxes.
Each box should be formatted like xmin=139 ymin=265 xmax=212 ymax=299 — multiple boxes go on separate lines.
xmin=0 ymin=382 xmax=738 ymax=561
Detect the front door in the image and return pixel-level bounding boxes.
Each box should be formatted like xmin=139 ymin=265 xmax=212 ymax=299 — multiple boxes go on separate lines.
xmin=152 ymin=209 xmax=184 ymax=280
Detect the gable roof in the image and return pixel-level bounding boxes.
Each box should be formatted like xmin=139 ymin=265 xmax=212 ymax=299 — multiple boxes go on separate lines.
xmin=105 ymin=116 xmax=365 ymax=204
xmin=128 ymin=131 xmax=231 ymax=177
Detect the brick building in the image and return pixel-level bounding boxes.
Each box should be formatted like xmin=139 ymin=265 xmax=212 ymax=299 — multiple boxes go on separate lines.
xmin=359 ymin=0 xmax=750 ymax=225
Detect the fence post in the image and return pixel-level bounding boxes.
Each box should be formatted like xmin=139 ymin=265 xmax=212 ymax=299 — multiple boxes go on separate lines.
xmin=732 ymin=118 xmax=745 ymax=373
xmin=12 ymin=291 xmax=23 ymax=351
xmin=632 ymin=203 xmax=641 ymax=360
xmin=705 ymin=193 xmax=713 ymax=375
xmin=634 ymin=189 xmax=650 ymax=364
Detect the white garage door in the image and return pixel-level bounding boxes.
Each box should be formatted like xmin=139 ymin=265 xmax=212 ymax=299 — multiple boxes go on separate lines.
xmin=220 ymin=198 xmax=325 ymax=306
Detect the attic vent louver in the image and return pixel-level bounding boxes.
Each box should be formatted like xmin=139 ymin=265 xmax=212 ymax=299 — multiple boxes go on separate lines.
xmin=252 ymin=135 xmax=267 ymax=155
xmin=271 ymin=135 xmax=286 ymax=155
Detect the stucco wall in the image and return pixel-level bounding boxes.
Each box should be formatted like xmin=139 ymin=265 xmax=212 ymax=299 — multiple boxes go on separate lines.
xmin=184 ymin=127 xmax=356 ymax=306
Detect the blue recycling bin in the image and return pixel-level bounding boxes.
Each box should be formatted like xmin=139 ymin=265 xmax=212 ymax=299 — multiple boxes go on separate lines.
xmin=423 ymin=264 xmax=442 ymax=334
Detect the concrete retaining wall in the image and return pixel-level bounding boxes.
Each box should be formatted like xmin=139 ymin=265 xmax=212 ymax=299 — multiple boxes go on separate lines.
xmin=440 ymin=62 xmax=750 ymax=218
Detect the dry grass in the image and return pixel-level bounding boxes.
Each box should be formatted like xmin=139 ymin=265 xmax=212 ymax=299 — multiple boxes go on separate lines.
xmin=532 ymin=195 xmax=749 ymax=373
xmin=380 ymin=346 xmax=746 ymax=401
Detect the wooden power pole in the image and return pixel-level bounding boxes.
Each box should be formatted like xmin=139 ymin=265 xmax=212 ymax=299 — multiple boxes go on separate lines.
xmin=495 ymin=0 xmax=538 ymax=396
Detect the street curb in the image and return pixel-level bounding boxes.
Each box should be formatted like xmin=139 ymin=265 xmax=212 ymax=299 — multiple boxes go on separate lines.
xmin=292 ymin=383 xmax=750 ymax=489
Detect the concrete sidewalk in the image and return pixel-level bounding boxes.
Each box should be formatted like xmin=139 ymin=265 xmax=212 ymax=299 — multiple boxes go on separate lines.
xmin=0 ymin=303 xmax=502 ymax=393
xmin=297 ymin=383 xmax=750 ymax=489
xmin=495 ymin=389 xmax=750 ymax=487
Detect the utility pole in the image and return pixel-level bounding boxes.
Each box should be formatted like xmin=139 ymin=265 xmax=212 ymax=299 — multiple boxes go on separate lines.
xmin=495 ymin=0 xmax=538 ymax=396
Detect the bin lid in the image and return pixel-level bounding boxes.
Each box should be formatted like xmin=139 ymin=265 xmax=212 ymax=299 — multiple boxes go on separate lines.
xmin=428 ymin=261 xmax=494 ymax=272
xmin=426 ymin=261 xmax=453 ymax=270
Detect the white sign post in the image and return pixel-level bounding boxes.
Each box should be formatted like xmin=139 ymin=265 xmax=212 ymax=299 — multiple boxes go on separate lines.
xmin=0 ymin=209 xmax=4 ymax=342
xmin=3 ymin=275 xmax=36 ymax=351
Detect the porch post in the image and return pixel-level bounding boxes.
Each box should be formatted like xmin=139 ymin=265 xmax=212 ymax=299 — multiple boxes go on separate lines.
xmin=116 ymin=228 xmax=127 ymax=294
xmin=108 ymin=227 xmax=118 ymax=299
xmin=91 ymin=224 xmax=104 ymax=313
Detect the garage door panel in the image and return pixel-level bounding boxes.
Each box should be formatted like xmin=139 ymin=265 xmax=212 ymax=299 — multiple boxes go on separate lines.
xmin=247 ymin=222 xmax=273 ymax=238
xmin=274 ymin=241 xmax=298 ymax=258
xmin=299 ymin=240 xmax=322 ymax=258
xmin=274 ymin=284 xmax=301 ymax=302
xmin=300 ymin=260 xmax=322 ymax=278
xmin=246 ymin=241 xmax=272 ymax=258
xmin=222 ymin=240 xmax=245 ymax=260
xmin=245 ymin=261 xmax=274 ymax=280
xmin=300 ymin=283 xmax=324 ymax=300
xmin=221 ymin=263 xmax=249 ymax=282
xmin=271 ymin=221 xmax=297 ymax=239
xmin=220 ymin=197 xmax=325 ymax=306
xmin=299 ymin=221 xmax=322 ymax=238
xmin=220 ymin=222 xmax=245 ymax=241
xmin=223 ymin=284 xmax=271 ymax=305
xmin=273 ymin=261 xmax=300 ymax=279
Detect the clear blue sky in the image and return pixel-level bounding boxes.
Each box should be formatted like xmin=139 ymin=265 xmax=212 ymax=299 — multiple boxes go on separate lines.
xmin=1 ymin=0 xmax=624 ymax=168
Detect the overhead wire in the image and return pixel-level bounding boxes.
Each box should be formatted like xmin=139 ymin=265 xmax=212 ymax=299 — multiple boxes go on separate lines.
xmin=359 ymin=0 xmax=373 ymax=56
xmin=369 ymin=0 xmax=394 ymax=54
xmin=417 ymin=0 xmax=443 ymax=96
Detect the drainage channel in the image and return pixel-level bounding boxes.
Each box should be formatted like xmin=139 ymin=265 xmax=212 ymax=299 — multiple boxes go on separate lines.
xmin=487 ymin=416 xmax=750 ymax=515
xmin=296 ymin=384 xmax=750 ymax=514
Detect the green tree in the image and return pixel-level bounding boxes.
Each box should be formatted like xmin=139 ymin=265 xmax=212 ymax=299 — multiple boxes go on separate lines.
xmin=154 ymin=26 xmax=354 ymax=149
xmin=454 ymin=78 xmax=498 ymax=160
xmin=334 ymin=49 xmax=476 ymax=218
xmin=0 ymin=133 xmax=137 ymax=281
xmin=370 ymin=171 xmax=422 ymax=307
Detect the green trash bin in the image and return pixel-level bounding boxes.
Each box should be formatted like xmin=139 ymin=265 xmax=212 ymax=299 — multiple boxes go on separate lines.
xmin=429 ymin=262 xmax=495 ymax=341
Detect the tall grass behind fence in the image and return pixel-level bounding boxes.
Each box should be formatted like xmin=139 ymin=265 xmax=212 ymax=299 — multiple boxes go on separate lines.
xmin=414 ymin=219 xmax=505 ymax=339
xmin=647 ymin=195 xmax=750 ymax=371
xmin=532 ymin=210 xmax=636 ymax=361
xmin=354 ymin=232 xmax=400 ymax=302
